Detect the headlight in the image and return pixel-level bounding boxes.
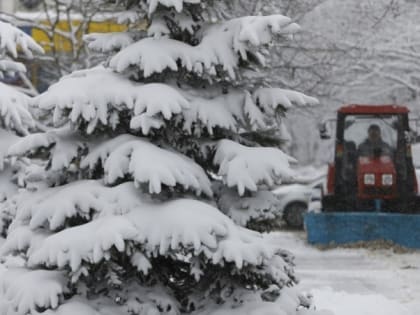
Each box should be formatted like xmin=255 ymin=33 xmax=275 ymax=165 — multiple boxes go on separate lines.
xmin=364 ymin=173 xmax=375 ymax=185
xmin=382 ymin=174 xmax=393 ymax=186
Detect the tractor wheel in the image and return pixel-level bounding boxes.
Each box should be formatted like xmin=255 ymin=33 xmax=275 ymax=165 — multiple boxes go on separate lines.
xmin=283 ymin=201 xmax=307 ymax=229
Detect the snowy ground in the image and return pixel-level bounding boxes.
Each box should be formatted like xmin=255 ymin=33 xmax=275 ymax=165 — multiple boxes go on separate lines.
xmin=274 ymin=231 xmax=420 ymax=315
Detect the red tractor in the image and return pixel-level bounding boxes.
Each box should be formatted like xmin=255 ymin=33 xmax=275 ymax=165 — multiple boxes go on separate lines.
xmin=305 ymin=105 xmax=420 ymax=248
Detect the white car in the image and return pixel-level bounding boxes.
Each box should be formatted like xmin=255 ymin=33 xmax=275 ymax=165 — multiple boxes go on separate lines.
xmin=272 ymin=184 xmax=312 ymax=228
xmin=272 ymin=172 xmax=326 ymax=229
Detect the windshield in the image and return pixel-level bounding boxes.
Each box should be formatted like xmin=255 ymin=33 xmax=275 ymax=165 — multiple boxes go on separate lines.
xmin=343 ymin=114 xmax=399 ymax=150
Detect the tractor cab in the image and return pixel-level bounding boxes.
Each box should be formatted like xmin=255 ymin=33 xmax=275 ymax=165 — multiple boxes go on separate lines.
xmin=323 ymin=105 xmax=419 ymax=212
xmin=305 ymin=105 xmax=420 ymax=249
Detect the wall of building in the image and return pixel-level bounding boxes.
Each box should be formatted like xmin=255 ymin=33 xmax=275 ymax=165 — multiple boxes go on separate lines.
xmin=0 ymin=0 xmax=16 ymax=13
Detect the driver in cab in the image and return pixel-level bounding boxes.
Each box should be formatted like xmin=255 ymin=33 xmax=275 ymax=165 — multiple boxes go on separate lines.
xmin=358 ymin=124 xmax=393 ymax=157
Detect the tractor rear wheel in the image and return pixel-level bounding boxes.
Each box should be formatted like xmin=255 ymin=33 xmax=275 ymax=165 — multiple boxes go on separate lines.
xmin=284 ymin=201 xmax=307 ymax=229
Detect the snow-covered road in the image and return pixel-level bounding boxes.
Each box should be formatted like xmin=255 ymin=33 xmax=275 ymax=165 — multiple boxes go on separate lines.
xmin=274 ymin=231 xmax=420 ymax=315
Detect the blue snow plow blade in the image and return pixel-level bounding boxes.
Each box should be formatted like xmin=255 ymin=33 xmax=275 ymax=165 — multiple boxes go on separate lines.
xmin=304 ymin=212 xmax=420 ymax=249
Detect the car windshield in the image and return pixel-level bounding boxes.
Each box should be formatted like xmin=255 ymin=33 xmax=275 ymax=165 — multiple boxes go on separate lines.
xmin=343 ymin=114 xmax=399 ymax=150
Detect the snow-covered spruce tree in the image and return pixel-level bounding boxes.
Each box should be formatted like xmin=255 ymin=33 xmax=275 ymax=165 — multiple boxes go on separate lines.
xmin=0 ymin=21 xmax=43 ymax=234
xmin=0 ymin=2 xmax=322 ymax=315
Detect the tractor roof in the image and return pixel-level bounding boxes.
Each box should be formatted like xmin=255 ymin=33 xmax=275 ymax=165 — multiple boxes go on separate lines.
xmin=339 ymin=104 xmax=409 ymax=114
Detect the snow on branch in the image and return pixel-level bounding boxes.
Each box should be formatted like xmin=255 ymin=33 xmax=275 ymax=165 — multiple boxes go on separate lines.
xmin=182 ymin=89 xmax=290 ymax=134
xmin=81 ymin=134 xmax=212 ymax=196
xmin=34 ymin=67 xmax=190 ymax=133
xmin=41 ymin=288 xmax=308 ymax=315
xmin=0 ymin=129 xmax=19 ymax=170
xmin=173 ymin=12 xmax=197 ymax=34
xmin=41 ymin=289 xmax=178 ymax=315
xmin=38 ymin=282 xmax=182 ymax=315
xmin=8 ymin=127 xmax=85 ymax=171
xmin=34 ymin=66 xmax=317 ymax=135
xmin=0 ymin=21 xmax=44 ymax=58
xmin=41 ymin=299 xmax=101 ymax=315
xmin=147 ymin=12 xmax=197 ymax=38
xmin=0 ymin=82 xmax=34 ymax=135
xmin=182 ymin=91 xmax=247 ymax=135
xmin=110 ymin=37 xmax=201 ymax=76
xmin=0 ymin=60 xmax=26 ymax=76
xmin=5 ymin=181 xmax=147 ymax=233
xmin=198 ymin=15 xmax=299 ymax=80
xmin=0 ymin=269 xmax=68 ymax=315
xmin=147 ymin=0 xmax=202 ymax=16
xmin=25 ymin=181 xmax=118 ymax=231
xmin=110 ymin=15 xmax=299 ymax=79
xmin=34 ymin=65 xmax=239 ymax=134
xmin=4 ymin=181 xmax=284 ymax=273
xmin=1 ymin=225 xmax=50 ymax=258
xmin=217 ymin=189 xmax=282 ymax=227
xmin=114 ymin=10 xmax=143 ymax=24
xmin=84 ymin=32 xmax=134 ymax=53
xmin=148 ymin=16 xmax=171 ymax=38
xmin=253 ymin=88 xmax=319 ymax=114
xmin=28 ymin=214 xmax=138 ymax=270
xmin=214 ymin=140 xmax=296 ymax=195
xmin=133 ymin=88 xmax=315 ymax=135
xmin=195 ymin=287 xmax=306 ymax=315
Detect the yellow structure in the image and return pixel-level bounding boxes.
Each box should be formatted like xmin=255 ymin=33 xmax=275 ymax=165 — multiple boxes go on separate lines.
xmin=15 ymin=14 xmax=146 ymax=90
xmin=31 ymin=20 xmax=129 ymax=53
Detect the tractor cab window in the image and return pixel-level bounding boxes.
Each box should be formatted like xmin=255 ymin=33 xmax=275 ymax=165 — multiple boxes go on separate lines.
xmin=343 ymin=115 xmax=398 ymax=158
xmin=339 ymin=114 xmax=399 ymax=186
